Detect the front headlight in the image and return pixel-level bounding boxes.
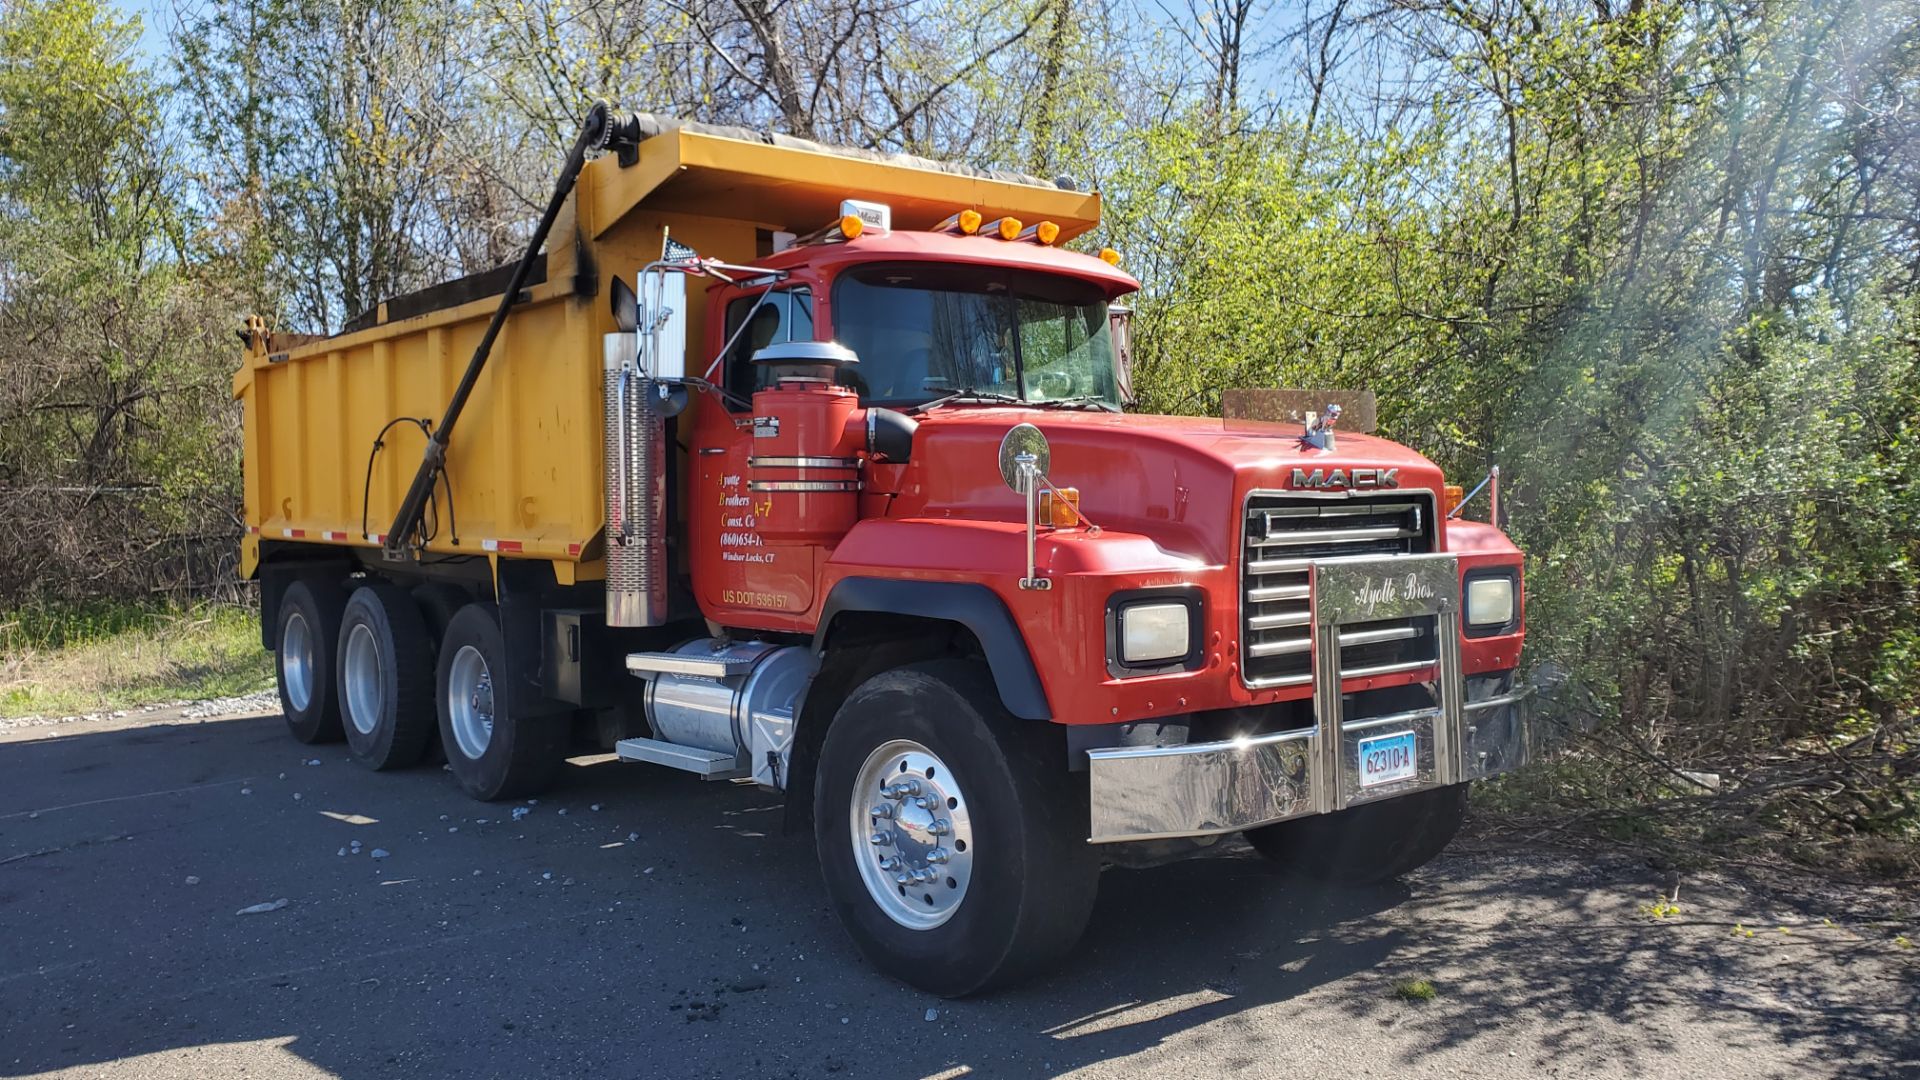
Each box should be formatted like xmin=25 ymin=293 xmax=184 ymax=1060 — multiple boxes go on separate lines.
xmin=1465 ymin=574 xmax=1516 ymax=630
xmin=1119 ymin=602 xmax=1192 ymax=664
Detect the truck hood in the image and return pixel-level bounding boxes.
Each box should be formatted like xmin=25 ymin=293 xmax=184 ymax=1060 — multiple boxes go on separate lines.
xmin=889 ymin=407 xmax=1447 ymax=566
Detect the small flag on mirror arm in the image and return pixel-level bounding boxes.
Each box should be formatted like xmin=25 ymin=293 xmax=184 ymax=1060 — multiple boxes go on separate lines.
xmin=662 ymin=235 xmax=699 ymax=264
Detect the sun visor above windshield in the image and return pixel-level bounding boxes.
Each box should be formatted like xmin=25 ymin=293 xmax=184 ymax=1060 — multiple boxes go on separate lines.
xmin=579 ymin=119 xmax=1103 ymax=244
xmin=1222 ymin=389 xmax=1379 ymax=433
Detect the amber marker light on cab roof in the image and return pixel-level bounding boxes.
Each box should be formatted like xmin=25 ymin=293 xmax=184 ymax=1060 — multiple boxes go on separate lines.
xmin=988 ymin=216 xmax=1022 ymax=240
xmin=795 ymin=198 xmax=888 ymax=246
xmin=935 ymin=208 xmax=984 ymax=235
xmin=1099 ymin=247 xmax=1122 ymax=266
xmin=1019 ymin=220 xmax=1060 ymax=245
xmin=1443 ymin=484 xmax=1465 ymax=515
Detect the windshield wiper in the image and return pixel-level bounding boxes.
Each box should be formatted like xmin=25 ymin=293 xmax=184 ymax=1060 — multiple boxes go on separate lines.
xmin=906 ymin=388 xmax=1027 ymax=414
xmin=908 ymin=389 xmax=1120 ymax=414
xmin=1036 ymin=395 xmax=1119 ymax=412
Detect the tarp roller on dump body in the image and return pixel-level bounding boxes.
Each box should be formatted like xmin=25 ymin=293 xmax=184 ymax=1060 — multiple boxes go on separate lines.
xmin=232 ymin=114 xmax=1102 ymax=587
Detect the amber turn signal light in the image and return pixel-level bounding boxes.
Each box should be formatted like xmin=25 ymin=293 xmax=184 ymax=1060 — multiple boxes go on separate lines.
xmin=990 ymin=216 xmax=1023 ymax=240
xmin=1443 ymin=484 xmax=1465 ymax=515
xmin=1098 ymin=247 xmax=1121 ymax=265
xmin=839 ymin=214 xmax=865 ymax=240
xmin=1039 ymin=486 xmax=1082 ymax=527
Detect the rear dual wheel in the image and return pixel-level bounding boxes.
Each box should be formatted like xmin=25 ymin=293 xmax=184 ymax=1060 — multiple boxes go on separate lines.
xmin=435 ymin=602 xmax=564 ymax=801
xmin=336 ymin=584 xmax=437 ymax=770
xmin=276 ymin=580 xmax=347 ymax=744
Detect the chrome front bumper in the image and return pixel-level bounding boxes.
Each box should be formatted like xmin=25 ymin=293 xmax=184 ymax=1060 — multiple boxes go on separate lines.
xmin=1087 ymin=555 xmax=1540 ymax=844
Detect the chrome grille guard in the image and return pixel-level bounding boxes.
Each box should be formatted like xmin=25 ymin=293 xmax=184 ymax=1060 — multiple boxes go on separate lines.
xmin=1087 ymin=554 xmax=1538 ymax=844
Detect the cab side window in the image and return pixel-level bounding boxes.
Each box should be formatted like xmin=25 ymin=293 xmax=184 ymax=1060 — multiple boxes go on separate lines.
xmin=722 ymin=288 xmax=814 ymax=409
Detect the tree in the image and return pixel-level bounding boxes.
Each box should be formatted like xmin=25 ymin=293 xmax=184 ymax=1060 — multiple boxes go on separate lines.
xmin=176 ymin=0 xmax=482 ymax=331
xmin=0 ymin=0 xmax=240 ymax=603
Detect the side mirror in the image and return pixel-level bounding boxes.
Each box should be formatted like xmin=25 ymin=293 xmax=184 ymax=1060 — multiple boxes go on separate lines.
xmin=1108 ymin=303 xmax=1136 ymax=407
xmin=635 ymin=268 xmax=688 ymax=380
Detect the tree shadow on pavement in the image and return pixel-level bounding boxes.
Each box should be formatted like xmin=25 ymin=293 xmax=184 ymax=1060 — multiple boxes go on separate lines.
xmin=988 ymin=843 xmax=1920 ymax=1079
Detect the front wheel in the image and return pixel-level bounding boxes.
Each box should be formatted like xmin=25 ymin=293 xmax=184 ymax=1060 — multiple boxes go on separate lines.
xmin=813 ymin=660 xmax=1099 ymax=997
xmin=1245 ymin=783 xmax=1469 ymax=886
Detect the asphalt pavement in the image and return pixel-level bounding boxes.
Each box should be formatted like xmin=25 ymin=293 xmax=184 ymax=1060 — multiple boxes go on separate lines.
xmin=1 ymin=704 xmax=1915 ymax=1079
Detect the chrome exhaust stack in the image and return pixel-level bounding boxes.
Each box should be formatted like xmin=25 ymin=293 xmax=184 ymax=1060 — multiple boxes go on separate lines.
xmin=603 ymin=333 xmax=668 ymax=627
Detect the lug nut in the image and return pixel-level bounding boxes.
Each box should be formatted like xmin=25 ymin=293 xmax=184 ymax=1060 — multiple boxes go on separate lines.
xmin=928 ymin=819 xmax=951 ymax=836
xmin=880 ymin=857 xmax=902 ymax=871
xmin=871 ymin=804 xmax=894 ymax=819
xmin=894 ymin=872 xmax=912 ymax=886
xmin=926 ymin=848 xmax=950 ymax=865
xmin=869 ymin=832 xmax=888 ymax=845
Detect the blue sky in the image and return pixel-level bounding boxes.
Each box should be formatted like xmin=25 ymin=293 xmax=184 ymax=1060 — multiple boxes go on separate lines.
xmin=115 ymin=0 xmax=1323 ymax=103
xmin=117 ymin=0 xmax=170 ymax=60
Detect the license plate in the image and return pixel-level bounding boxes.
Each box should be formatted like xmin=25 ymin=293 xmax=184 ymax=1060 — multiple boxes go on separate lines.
xmin=1357 ymin=730 xmax=1418 ymax=787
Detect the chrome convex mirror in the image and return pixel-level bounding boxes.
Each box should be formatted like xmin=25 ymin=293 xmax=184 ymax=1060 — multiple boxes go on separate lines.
xmin=999 ymin=424 xmax=1053 ymax=591
xmin=997 ymin=423 xmax=1050 ymax=492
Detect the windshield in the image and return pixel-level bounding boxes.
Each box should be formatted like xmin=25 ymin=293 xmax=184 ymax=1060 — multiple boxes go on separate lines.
xmin=831 ymin=264 xmax=1120 ymax=408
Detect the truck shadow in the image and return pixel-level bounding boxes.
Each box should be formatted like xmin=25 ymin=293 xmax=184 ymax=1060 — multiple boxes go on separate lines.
xmin=511 ymin=754 xmax=1920 ymax=1079
xmin=0 ymin=717 xmax=1912 ymax=1079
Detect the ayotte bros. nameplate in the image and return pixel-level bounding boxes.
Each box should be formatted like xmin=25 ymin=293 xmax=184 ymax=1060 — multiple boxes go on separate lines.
xmin=1312 ymin=553 xmax=1459 ymax=627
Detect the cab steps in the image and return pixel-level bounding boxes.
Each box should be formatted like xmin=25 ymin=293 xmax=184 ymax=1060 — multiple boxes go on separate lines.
xmin=614 ymin=736 xmax=748 ymax=780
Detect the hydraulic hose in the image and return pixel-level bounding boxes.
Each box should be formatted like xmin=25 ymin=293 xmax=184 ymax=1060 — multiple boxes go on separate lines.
xmin=382 ymin=101 xmax=617 ymax=560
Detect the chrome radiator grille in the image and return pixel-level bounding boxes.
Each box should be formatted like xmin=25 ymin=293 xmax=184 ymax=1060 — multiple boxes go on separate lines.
xmin=1240 ymin=492 xmax=1438 ymax=687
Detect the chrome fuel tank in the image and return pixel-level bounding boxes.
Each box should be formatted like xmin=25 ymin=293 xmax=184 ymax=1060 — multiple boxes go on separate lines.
xmin=638 ymin=638 xmax=812 ymax=789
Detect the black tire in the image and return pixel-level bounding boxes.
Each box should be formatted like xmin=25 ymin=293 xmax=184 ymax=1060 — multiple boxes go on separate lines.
xmin=409 ymin=583 xmax=469 ymax=765
xmin=1245 ymin=783 xmax=1469 ymax=886
xmin=336 ymin=584 xmax=437 ymax=770
xmin=813 ymin=660 xmax=1099 ymax=997
xmin=411 ymin=583 xmax=468 ymax=649
xmin=435 ymin=602 xmax=563 ymax=801
xmin=275 ymin=578 xmax=346 ymax=744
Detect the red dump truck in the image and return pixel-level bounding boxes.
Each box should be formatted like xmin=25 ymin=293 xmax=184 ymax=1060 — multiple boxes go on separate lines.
xmin=236 ymin=106 xmax=1537 ymax=994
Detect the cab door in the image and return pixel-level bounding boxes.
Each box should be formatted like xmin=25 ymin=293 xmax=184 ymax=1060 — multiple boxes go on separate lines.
xmin=688 ymin=285 xmax=820 ymax=628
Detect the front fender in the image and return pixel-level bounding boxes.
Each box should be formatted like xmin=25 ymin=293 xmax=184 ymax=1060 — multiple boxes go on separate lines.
xmin=821 ymin=517 xmax=1236 ymax=726
xmin=814 ymin=577 xmax=1050 ymax=719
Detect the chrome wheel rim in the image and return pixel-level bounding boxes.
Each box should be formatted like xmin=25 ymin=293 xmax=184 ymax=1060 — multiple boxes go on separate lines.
xmin=341 ymin=622 xmax=383 ymax=736
xmin=447 ymin=645 xmax=494 ymax=760
xmin=282 ymin=611 xmax=314 ymax=713
xmin=850 ymin=739 xmax=975 ymax=930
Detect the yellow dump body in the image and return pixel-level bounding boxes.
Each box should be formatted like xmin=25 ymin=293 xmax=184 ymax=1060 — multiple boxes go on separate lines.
xmin=234 ymin=119 xmax=1102 ymax=585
